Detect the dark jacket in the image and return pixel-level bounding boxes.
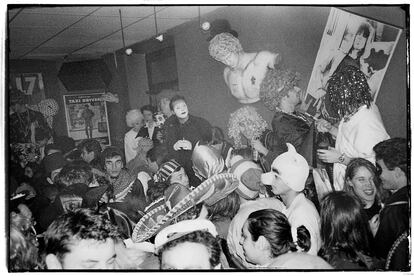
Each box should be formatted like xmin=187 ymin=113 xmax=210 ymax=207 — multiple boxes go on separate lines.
xmin=374 ymin=186 xmax=409 ymax=260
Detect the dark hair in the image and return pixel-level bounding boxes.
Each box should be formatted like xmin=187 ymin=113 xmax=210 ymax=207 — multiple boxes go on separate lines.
xmin=373 ymin=137 xmax=407 ymax=176
xmin=363 ymin=49 xmax=389 ymax=72
xmin=10 ymin=212 xmax=41 ymax=270
xmin=175 ymin=203 xmax=203 ymax=222
xmin=209 ymin=126 xmax=225 ymax=145
xmin=247 ymin=209 xmax=311 ymax=257
xmin=43 ymin=208 xmax=121 ymax=263
xmin=35 ymin=127 xmax=51 ymax=142
xmin=326 ymin=65 xmax=372 ymax=119
xmin=141 ymin=104 xmax=156 ymax=115
xmin=356 ymin=23 xmax=371 ymax=39
xmin=344 ymin=158 xmax=383 ymax=205
xmin=54 ymin=161 xmax=93 ymax=188
xmin=169 ymin=95 xmax=186 ymax=111
xmin=159 ymin=230 xmax=221 ymax=269
xmin=80 ymin=139 xmax=102 ymax=159
xmin=147 ymin=144 xmax=169 ymax=165
xmin=146 ymin=180 xmax=169 ymax=203
xmin=205 ymin=191 xmax=240 ymax=221
xmin=319 ymin=191 xmax=373 ymax=265
xmin=101 ymin=146 xmax=124 ymax=162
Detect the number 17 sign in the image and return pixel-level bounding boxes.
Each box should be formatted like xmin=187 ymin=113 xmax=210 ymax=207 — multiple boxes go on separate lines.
xmin=10 ymin=72 xmax=46 ymax=104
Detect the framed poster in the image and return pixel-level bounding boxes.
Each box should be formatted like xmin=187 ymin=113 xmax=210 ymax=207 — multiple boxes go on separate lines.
xmin=302 ymin=8 xmax=402 ymax=117
xmin=63 ymin=93 xmax=111 ymax=145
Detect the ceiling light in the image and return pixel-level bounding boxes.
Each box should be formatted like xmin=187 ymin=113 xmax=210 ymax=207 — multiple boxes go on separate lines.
xmin=155 ymin=34 xmax=164 ymax=42
xmin=119 ymin=9 xmax=133 ymax=55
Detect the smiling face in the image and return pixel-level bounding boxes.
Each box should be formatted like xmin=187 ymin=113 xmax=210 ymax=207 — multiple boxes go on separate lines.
xmin=285 ymin=86 xmax=303 ymax=107
xmin=143 ymin=110 xmax=154 ymax=124
xmin=347 ymin=166 xmax=377 ymax=205
xmin=172 ymin=100 xmax=189 ymax=120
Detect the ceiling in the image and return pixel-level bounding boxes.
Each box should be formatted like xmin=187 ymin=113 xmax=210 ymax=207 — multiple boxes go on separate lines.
xmin=7 ymin=5 xmax=222 ymax=60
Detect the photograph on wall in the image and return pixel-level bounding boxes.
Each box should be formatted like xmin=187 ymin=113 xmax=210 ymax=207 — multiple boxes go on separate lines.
xmin=302 ymin=7 xmax=402 ymax=117
xmin=63 ymin=92 xmax=111 ymax=145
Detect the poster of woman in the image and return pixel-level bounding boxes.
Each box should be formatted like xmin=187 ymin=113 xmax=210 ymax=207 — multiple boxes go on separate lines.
xmin=63 ymin=92 xmax=111 ymax=145
xmin=302 ymin=8 xmax=402 ymax=118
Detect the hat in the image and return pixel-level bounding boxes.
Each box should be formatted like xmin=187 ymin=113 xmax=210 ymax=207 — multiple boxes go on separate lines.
xmin=203 ymin=177 xmax=239 ymax=206
xmin=155 ymin=160 xmax=181 ymax=182
xmin=131 ymin=173 xmax=237 ymax=243
xmin=43 ymin=152 xmax=68 ymax=174
xmin=229 ymin=159 xmax=264 ymax=200
xmin=192 ymin=143 xmax=224 ymax=179
xmin=261 ymin=143 xmax=309 ymax=192
xmin=154 ymin=219 xmax=218 ymax=253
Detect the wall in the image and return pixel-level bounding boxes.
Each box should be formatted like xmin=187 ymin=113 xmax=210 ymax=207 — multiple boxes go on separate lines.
xmin=170 ymin=6 xmax=407 ymax=139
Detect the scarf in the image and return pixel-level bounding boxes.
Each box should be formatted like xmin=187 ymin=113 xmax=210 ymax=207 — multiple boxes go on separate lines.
xmin=109 ymin=169 xmax=136 ymax=201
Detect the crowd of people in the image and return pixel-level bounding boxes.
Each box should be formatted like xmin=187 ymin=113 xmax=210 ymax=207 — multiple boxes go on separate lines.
xmin=8 ymin=34 xmax=409 ymax=271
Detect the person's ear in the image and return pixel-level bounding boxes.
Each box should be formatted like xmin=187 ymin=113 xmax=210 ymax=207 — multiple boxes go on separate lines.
xmin=45 ymin=254 xmax=63 ymax=269
xmin=256 ymin=235 xmax=270 ymax=251
xmin=346 ymin=177 xmax=354 ymax=187
xmin=394 ymin=167 xmax=406 ymax=180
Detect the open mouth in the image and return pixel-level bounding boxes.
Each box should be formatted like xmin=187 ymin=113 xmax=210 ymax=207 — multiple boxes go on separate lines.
xmin=363 ymin=189 xmax=374 ymax=196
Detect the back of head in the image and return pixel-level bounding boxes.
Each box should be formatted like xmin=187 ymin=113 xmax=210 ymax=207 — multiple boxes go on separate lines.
xmin=147 ymin=144 xmax=169 ymax=165
xmin=326 ymin=65 xmax=372 ymax=119
xmin=270 ymin=252 xmax=332 ymax=269
xmin=80 ymin=139 xmax=102 ymax=157
xmin=373 ymin=137 xmax=407 ymax=176
xmin=43 ymin=208 xmax=120 ymax=259
xmin=125 ymin=109 xmax=143 ymax=128
xmin=205 ymin=190 xmax=240 ymax=222
xmin=54 ymin=161 xmax=93 ymax=188
xmin=319 ymin=191 xmax=372 ymax=258
xmin=247 ymin=209 xmax=305 ymax=258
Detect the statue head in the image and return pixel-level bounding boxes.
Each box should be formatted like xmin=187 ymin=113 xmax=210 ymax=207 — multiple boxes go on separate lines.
xmin=209 ymin=33 xmax=243 ymax=66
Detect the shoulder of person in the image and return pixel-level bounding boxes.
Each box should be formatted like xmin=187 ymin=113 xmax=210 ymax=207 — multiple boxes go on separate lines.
xmin=255 ymin=51 xmax=278 ymax=62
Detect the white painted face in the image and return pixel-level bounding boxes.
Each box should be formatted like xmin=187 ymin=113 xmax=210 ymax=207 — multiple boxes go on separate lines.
xmin=172 ymin=100 xmax=189 ymax=120
xmin=217 ymin=52 xmax=239 ymax=69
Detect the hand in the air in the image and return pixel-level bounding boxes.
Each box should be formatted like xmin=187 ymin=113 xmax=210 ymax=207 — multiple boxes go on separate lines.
xmin=317 ymin=147 xmax=340 ymax=164
xmin=251 ymin=139 xmax=269 ymax=156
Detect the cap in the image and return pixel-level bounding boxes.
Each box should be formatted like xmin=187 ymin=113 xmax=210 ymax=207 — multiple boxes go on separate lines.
xmin=229 ymin=159 xmax=263 ymax=199
xmin=156 ymin=160 xmax=181 ymax=182
xmin=261 ymin=143 xmax=309 ymax=192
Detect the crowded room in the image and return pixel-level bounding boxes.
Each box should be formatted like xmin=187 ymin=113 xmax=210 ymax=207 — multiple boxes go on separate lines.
xmin=7 ymin=5 xmax=409 ymax=271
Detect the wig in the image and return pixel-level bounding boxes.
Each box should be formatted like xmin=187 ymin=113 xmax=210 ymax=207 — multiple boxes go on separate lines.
xmin=260 ymin=68 xmax=301 ymax=111
xmin=125 ymin=109 xmax=144 ymax=128
xmin=326 ymin=65 xmax=372 ymax=120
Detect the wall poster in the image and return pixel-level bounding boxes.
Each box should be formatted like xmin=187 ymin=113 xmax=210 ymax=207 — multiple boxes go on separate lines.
xmin=63 ymin=92 xmax=111 ymax=145
xmin=302 ymin=8 xmax=402 ymax=118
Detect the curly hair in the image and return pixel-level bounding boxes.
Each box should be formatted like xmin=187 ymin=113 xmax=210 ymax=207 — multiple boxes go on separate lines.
xmin=158 ymin=230 xmax=221 ymax=269
xmin=54 ymin=161 xmax=93 ymax=188
xmin=246 ymin=209 xmax=310 ymax=257
xmin=260 ymin=68 xmax=301 ymax=111
xmin=326 ymin=65 xmax=372 ymax=119
xmin=125 ymin=109 xmax=144 ymax=128
xmin=208 ymin=32 xmax=243 ymax=62
xmin=43 ymin=208 xmax=121 ymax=263
xmin=373 ymin=137 xmax=407 ymax=176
